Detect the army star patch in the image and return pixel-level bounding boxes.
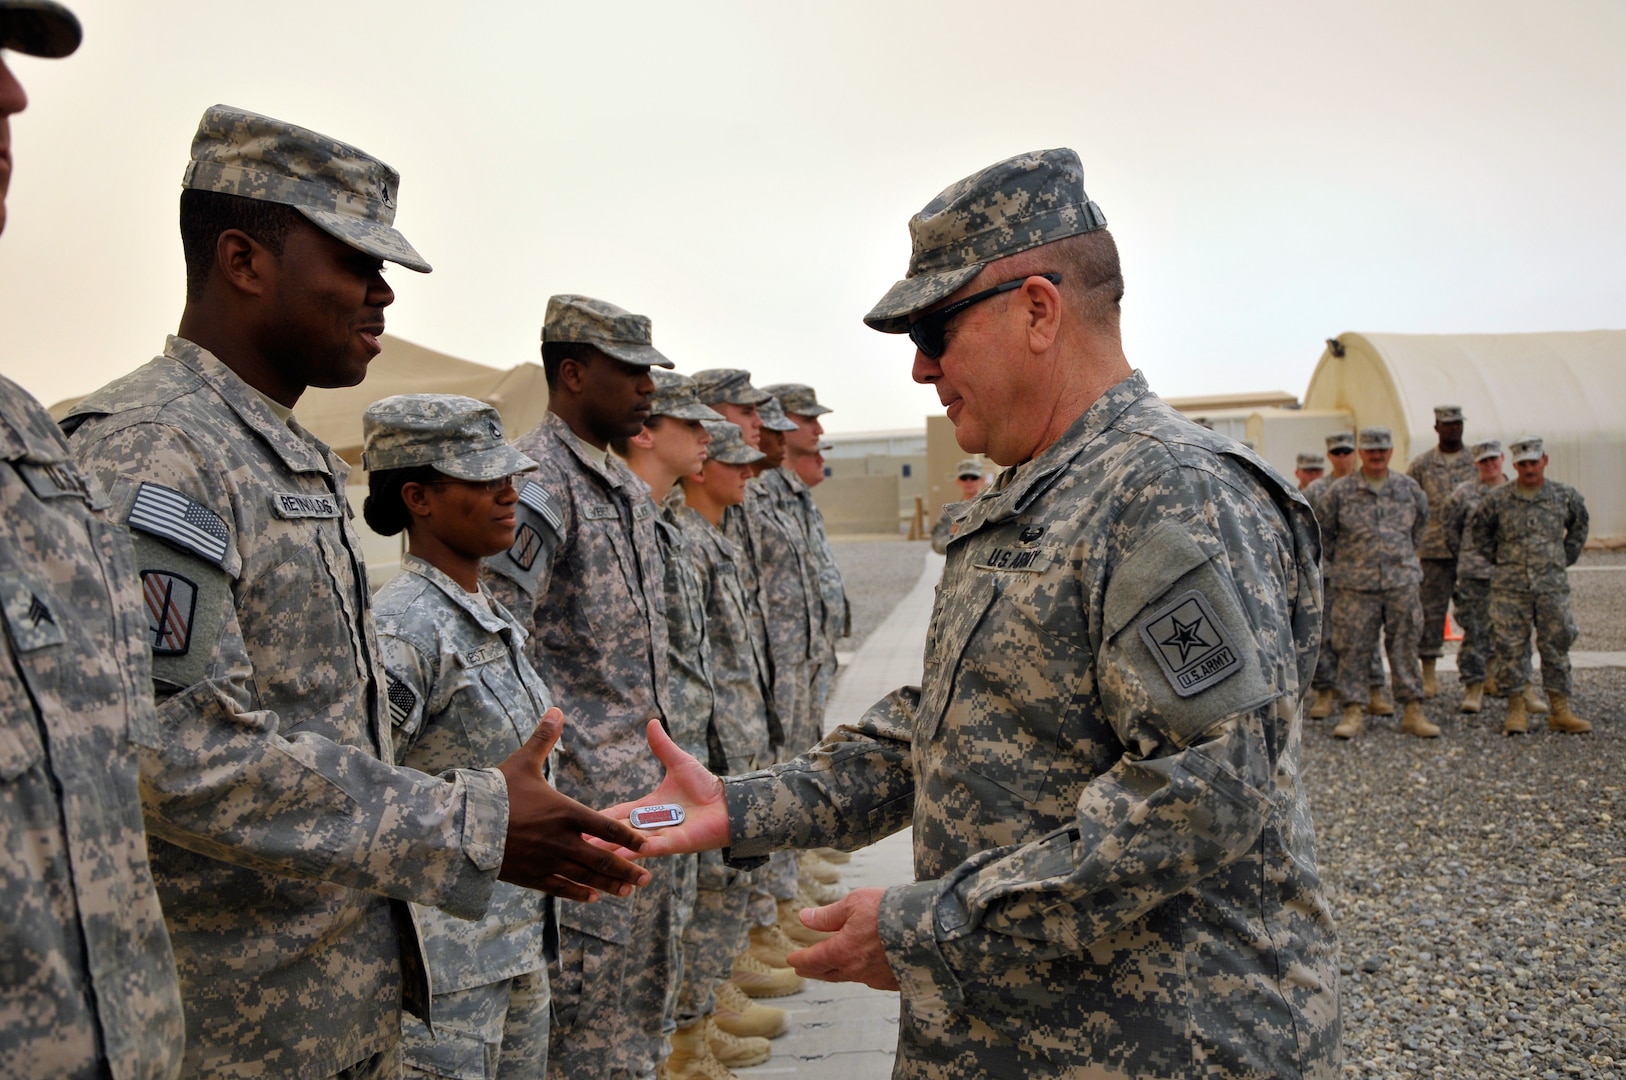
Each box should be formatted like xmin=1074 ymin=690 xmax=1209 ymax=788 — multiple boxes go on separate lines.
xmin=1137 ymin=589 xmax=1242 ymax=697
xmin=141 ymin=570 xmax=198 ymax=655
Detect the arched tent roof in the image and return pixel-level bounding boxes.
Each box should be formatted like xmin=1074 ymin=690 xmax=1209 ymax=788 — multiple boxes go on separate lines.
xmin=1305 ymin=330 xmax=1626 ymax=541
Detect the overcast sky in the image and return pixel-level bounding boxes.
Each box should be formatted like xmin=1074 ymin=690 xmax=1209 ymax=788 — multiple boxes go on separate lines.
xmin=2 ymin=0 xmax=1621 ymax=432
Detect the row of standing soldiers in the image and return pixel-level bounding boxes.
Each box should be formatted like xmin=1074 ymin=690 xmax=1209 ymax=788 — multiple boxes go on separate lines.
xmin=1293 ymin=406 xmax=1591 ymax=739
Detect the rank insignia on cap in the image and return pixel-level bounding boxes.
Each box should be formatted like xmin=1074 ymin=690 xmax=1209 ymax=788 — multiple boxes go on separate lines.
xmin=142 ymin=570 xmax=198 ymax=655
xmin=1137 ymin=589 xmax=1242 ymax=697
xmin=509 ymin=524 xmax=544 ymax=571
xmin=385 ymin=675 xmax=417 ymax=727
xmin=128 ymin=482 xmax=231 ymax=567
xmin=516 ymin=481 xmax=563 ymax=534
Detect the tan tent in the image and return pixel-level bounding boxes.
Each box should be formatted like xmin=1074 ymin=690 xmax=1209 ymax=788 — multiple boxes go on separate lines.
xmin=1305 ymin=330 xmax=1626 ymax=543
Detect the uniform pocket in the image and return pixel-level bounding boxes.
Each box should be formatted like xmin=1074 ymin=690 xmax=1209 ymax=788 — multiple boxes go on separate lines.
xmin=0 ymin=658 xmax=45 ymax=781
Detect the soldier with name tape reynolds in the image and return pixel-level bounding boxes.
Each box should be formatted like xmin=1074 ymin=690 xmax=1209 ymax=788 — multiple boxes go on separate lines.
xmin=62 ymin=109 xmax=647 ymax=1078
xmin=613 ymin=148 xmax=1339 ymax=1079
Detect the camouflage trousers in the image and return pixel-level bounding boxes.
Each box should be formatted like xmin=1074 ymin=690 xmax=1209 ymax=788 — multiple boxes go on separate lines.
xmin=664 ymin=854 xmax=699 ymax=1035
xmin=1490 ymin=587 xmax=1576 ymax=697
xmin=1418 ymin=558 xmax=1458 ymax=658
xmin=1330 ymin=586 xmax=1423 ymax=705
xmin=749 ymin=850 xmax=800 ymax=928
xmin=402 ymin=968 xmax=549 ymax=1080
xmin=1312 ymin=605 xmax=1386 ymax=689
xmin=675 ymin=851 xmax=752 ymax=1026
xmin=774 ymin=657 xmax=814 ymax=757
xmin=1453 ymin=577 xmax=1493 ymax=684
xmin=805 ymin=655 xmax=836 ymax=750
xmin=548 ymin=859 xmax=674 ymax=1080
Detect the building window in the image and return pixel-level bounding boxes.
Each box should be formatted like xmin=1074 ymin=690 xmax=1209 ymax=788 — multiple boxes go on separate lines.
xmin=901 ymin=464 xmax=912 ymax=477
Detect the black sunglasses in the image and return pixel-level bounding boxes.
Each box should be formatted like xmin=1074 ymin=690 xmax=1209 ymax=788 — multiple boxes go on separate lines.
xmin=908 ymin=273 xmax=1061 ymax=359
xmin=1327 ymin=447 xmax=1355 ymax=457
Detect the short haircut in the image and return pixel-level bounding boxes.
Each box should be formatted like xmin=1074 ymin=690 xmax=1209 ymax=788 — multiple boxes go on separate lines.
xmin=541 ymin=341 xmax=604 ymax=390
xmin=999 ymin=229 xmax=1124 ymax=332
xmin=362 ymin=464 xmax=444 ymax=537
xmin=179 ymin=189 xmax=305 ymax=302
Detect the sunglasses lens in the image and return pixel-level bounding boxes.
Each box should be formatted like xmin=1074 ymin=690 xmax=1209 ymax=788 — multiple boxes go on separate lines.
xmin=909 ymin=315 xmax=944 ymax=359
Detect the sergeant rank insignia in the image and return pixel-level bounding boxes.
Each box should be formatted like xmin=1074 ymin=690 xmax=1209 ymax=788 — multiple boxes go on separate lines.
xmin=1137 ymin=589 xmax=1241 ymax=697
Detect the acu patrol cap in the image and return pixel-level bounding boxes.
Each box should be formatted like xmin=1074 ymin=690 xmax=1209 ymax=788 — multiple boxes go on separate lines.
xmin=864 ymin=147 xmax=1108 ymax=333
xmin=361 ymin=394 xmax=537 ymax=481
xmin=1296 ymin=452 xmax=1327 ymax=470
xmin=184 ymin=105 xmax=432 ymax=273
xmin=1434 ymin=405 xmax=1465 ymax=423
xmin=1357 ymin=427 xmax=1393 ymax=450
xmin=691 ymin=368 xmax=770 ymax=407
xmin=701 ymin=420 xmax=765 ymax=466
xmin=1472 ymin=439 xmax=1504 ymax=462
xmin=1325 ymin=432 xmax=1356 ymax=453
xmin=542 ymin=294 xmax=673 ymax=368
xmin=953 ymin=458 xmax=984 ymax=480
xmin=0 ymin=0 xmax=80 ymax=56
xmin=761 ymin=383 xmax=831 ymax=418
xmin=755 ymin=395 xmax=800 ymax=432
xmin=1510 ymin=436 xmax=1545 ymax=464
xmin=648 ymin=370 xmax=724 ymax=422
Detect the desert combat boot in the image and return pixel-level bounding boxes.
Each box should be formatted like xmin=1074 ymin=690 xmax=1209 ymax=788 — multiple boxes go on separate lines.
xmin=1460 ymin=682 xmax=1484 ymax=713
xmin=1401 ymin=701 xmax=1441 ymax=738
xmin=1333 ymin=704 xmax=1365 ymax=740
xmin=1547 ymin=693 xmax=1592 ymax=733
xmin=1308 ymin=687 xmax=1335 ymax=719
xmin=1503 ymin=689 xmax=1529 ymax=736
xmin=1367 ymin=686 xmax=1395 ymax=716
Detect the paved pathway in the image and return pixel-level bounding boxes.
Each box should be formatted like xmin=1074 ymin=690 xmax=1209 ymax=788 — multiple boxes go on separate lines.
xmin=744 ymin=547 xmax=943 ymax=1078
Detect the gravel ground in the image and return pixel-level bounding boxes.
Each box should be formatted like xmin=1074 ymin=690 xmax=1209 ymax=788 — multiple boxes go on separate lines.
xmin=829 ymin=538 xmax=930 ymax=651
xmin=1309 ymin=556 xmax=1626 ymax=1078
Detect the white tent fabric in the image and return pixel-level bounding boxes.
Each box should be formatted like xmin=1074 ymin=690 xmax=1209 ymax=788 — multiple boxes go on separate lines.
xmin=1304 ymin=330 xmax=1626 ymax=541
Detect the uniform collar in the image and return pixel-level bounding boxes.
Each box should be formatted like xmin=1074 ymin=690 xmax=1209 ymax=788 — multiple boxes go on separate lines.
xmin=545 ymin=411 xmax=637 ymax=494
xmin=165 ymin=336 xmax=334 ymax=476
xmin=399 ymin=552 xmax=519 ymax=638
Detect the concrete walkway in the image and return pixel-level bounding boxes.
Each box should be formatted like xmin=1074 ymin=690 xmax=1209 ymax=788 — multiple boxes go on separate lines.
xmin=744 ymin=547 xmax=943 ymax=1078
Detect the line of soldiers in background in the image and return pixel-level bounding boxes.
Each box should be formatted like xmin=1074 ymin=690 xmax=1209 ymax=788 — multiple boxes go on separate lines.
xmin=1291 ymin=406 xmax=1591 ymax=739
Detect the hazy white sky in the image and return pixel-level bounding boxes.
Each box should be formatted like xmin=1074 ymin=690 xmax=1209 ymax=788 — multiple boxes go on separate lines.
xmin=1 ymin=0 xmax=1622 ymax=432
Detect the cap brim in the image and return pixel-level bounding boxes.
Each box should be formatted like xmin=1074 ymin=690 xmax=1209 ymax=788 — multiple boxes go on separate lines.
xmin=434 ymin=444 xmax=538 ymax=482
xmin=761 ymin=416 xmax=799 ymax=432
xmin=593 ymin=340 xmax=674 ymax=369
xmin=0 ymin=0 xmax=82 ymax=57
xmin=788 ymin=403 xmax=832 ymax=417
xmin=298 ymin=206 xmax=432 ymax=274
xmin=863 ymin=264 xmax=984 ymax=334
xmin=1511 ymin=453 xmax=1542 ymax=464
xmin=1474 ymin=451 xmax=1502 ymax=462
xmin=710 ymin=446 xmax=766 ymax=465
xmin=656 ymin=401 xmax=725 ymax=422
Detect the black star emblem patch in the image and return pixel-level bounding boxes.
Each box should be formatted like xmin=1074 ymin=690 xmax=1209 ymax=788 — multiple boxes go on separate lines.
xmin=1138 ymin=589 xmax=1242 ymax=697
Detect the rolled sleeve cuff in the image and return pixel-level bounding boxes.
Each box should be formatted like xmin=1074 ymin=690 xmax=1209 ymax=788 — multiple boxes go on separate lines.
xmin=877 ymin=880 xmax=964 ymax=1026
xmin=439 ymin=766 xmax=507 ymax=920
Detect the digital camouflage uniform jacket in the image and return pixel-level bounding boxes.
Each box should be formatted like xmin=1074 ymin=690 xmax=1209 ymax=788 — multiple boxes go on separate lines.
xmin=1317 ymin=472 xmax=1428 ymax=590
xmin=654 ymin=497 xmax=715 ymax=759
xmin=64 ymin=339 xmax=508 ymax=1077
xmin=764 ymin=467 xmax=850 ymax=650
xmin=0 ymin=377 xmax=183 ymax=1079
xmin=1407 ymin=448 xmax=1476 ymax=560
xmin=1443 ymin=477 xmax=1502 ymax=582
xmin=724 ymin=372 xmax=1338 ymax=1078
xmin=374 ymin=554 xmax=553 ymax=994
xmin=481 ymin=411 xmax=670 ymax=945
xmin=1471 ymin=480 xmax=1589 ymax=593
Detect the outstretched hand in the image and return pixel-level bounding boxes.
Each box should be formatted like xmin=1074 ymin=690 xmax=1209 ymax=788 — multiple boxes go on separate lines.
xmin=495 ymin=708 xmax=651 ymax=902
xmin=784 ymin=888 xmax=899 ymax=991
xmin=597 ymin=719 xmax=731 ymax=858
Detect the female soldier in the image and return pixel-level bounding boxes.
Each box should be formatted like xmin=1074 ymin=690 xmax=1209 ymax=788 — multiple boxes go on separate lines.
xmin=362 ymin=394 xmax=555 ymax=1079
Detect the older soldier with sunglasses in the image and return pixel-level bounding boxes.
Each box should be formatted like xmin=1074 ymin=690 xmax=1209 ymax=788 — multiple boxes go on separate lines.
xmin=613 ymin=148 xmax=1339 ymax=1078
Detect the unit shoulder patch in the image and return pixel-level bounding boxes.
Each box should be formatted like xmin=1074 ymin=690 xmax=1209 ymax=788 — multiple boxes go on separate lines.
xmin=141 ymin=570 xmax=198 ymax=655
xmin=1136 ymin=588 xmax=1242 ymax=697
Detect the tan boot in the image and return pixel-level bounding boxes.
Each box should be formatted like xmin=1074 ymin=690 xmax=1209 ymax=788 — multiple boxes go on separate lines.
xmin=1503 ymin=688 xmax=1528 ymax=735
xmin=667 ymin=1020 xmax=733 ymax=1080
xmin=1460 ymin=682 xmax=1483 ymax=714
xmin=814 ymin=846 xmax=851 ymax=864
xmin=1483 ymin=670 xmax=1499 ymax=696
xmin=777 ymin=899 xmax=831 ymax=946
xmin=1366 ymin=686 xmax=1395 ymax=716
xmin=1547 ymin=693 xmax=1592 ymax=734
xmin=748 ymin=924 xmax=799 ymax=969
xmin=714 ymin=980 xmax=787 ymax=1039
xmin=1524 ymin=685 xmax=1550 ymax=713
xmin=1332 ymin=705 xmax=1364 ymax=740
xmin=731 ymin=951 xmax=803 ymax=998
xmin=799 ymin=877 xmax=847 ymax=906
xmin=1308 ymin=687 xmax=1335 ymax=719
xmin=1401 ymin=701 xmax=1440 ymax=738
xmin=1422 ymin=657 xmax=1439 ymax=698
xmin=799 ymin=851 xmax=841 ymax=885
xmin=706 ymin=1016 xmax=770 ymax=1069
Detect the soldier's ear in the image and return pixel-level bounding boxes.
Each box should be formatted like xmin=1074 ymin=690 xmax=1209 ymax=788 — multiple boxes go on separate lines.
xmin=400 ymin=481 xmax=435 ymax=520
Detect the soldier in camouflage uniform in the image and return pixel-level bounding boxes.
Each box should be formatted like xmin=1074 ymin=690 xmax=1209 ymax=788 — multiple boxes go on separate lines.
xmin=64 ymin=109 xmax=647 ymax=1079
xmin=1294 ymin=451 xmax=1326 ymax=491
xmin=1442 ymin=440 xmax=1507 ymax=714
xmin=1472 ymin=437 xmax=1591 ymax=736
xmin=480 ymin=294 xmax=678 ymax=1080
xmin=362 ymin=396 xmax=555 ymax=1079
xmin=0 ymin=7 xmax=185 ymax=1073
xmin=930 ymin=459 xmax=987 ymax=555
xmin=1407 ymin=405 xmax=1476 ymax=696
xmin=1318 ymin=427 xmax=1436 ymax=739
xmin=616 ymin=148 xmax=1340 ymax=1078
xmin=1303 ymin=432 xmax=1389 ymax=719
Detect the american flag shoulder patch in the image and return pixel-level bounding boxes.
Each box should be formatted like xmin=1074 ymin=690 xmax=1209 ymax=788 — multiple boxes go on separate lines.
xmin=516 ymin=480 xmax=563 ymax=534
xmin=385 ymin=674 xmax=418 ymax=728
xmin=128 ymin=482 xmax=231 ymax=568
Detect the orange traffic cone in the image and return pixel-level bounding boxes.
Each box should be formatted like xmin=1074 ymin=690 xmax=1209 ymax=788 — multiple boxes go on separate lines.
xmin=1445 ymin=612 xmax=1463 ymax=642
